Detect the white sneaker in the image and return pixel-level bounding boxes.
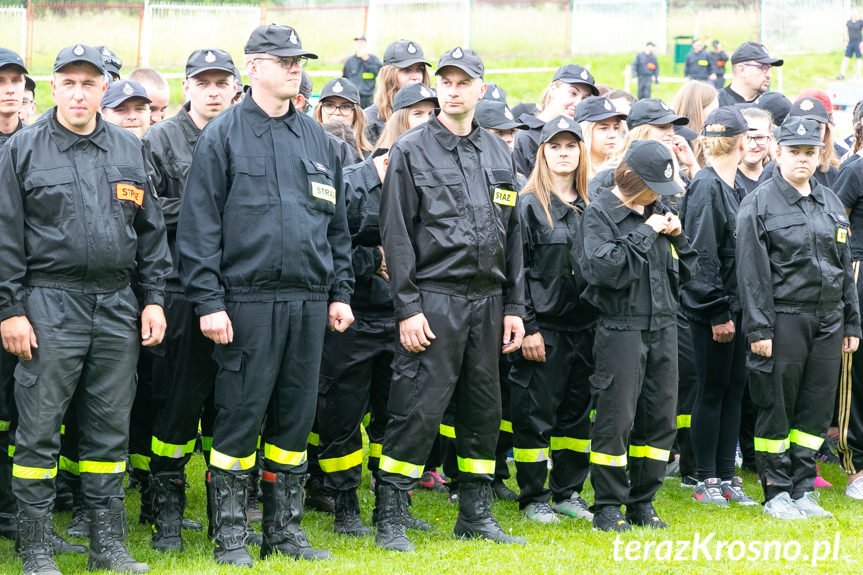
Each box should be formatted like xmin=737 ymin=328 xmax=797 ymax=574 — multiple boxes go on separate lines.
xmin=793 ymin=491 xmax=833 ymax=518
xmin=846 ymin=476 xmax=863 ymax=500
xmin=763 ymin=492 xmax=806 ymax=520
xmin=524 ymin=501 xmax=560 ymax=524
xmin=552 ymin=493 xmax=594 ymax=521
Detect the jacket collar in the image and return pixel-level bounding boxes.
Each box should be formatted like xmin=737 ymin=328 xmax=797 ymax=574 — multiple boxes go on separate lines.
xmin=598 ymin=186 xmax=643 ymax=224
xmin=48 ymin=107 xmax=110 ymax=152
xmin=242 ymin=90 xmax=300 ymax=137
xmin=176 ymin=102 xmax=201 ymax=143
xmin=772 ymin=170 xmax=825 ymax=205
xmin=428 ymin=112 xmax=484 ymax=152
xmin=359 ymin=149 xmax=384 ymax=190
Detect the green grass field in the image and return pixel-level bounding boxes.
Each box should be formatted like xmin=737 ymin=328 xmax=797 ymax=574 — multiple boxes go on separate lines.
xmin=0 ymin=449 xmax=860 ymax=575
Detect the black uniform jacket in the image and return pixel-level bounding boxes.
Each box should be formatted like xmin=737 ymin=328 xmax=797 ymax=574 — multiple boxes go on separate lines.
xmin=835 ymin=154 xmax=863 ymax=260
xmin=736 ymin=173 xmax=861 ymax=343
xmin=343 ymin=151 xmax=393 ymax=317
xmin=680 ymin=167 xmax=742 ymax=326
xmin=380 ymin=113 xmax=525 ymax=321
xmin=632 ymin=52 xmax=659 ymax=81
xmin=580 ymin=190 xmax=698 ymax=332
xmin=0 ymin=118 xmax=25 ymax=146
xmin=178 ymin=95 xmax=354 ymax=317
xmin=343 ymin=54 xmax=383 ymax=98
xmin=520 ymin=191 xmax=593 ymax=334
xmin=363 ymin=104 xmax=383 ymax=146
xmin=0 ymin=108 xmax=171 ymax=322
xmin=684 ymin=49 xmax=712 ymax=80
xmin=512 ymin=114 xmax=544 ymax=179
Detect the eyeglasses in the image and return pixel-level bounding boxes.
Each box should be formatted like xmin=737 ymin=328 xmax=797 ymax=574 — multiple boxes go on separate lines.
xmin=742 ymin=63 xmax=771 ymax=73
xmin=747 ymin=134 xmax=770 ymax=146
xmin=21 ymin=98 xmax=33 ymax=106
xmin=321 ymin=101 xmax=354 ymax=114
xmin=253 ymin=56 xmax=307 ymax=70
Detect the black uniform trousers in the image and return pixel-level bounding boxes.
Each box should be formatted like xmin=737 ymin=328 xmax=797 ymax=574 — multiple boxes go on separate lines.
xmin=128 ymin=351 xmax=153 ymax=476
xmin=0 ymin=348 xmax=17 ymax=523
xmin=675 ymin=314 xmax=698 ymax=479
xmin=379 ymin=291 xmax=503 ymax=491
xmin=637 ymin=77 xmax=653 ymax=100
xmin=590 ymin=323 xmax=678 ymax=509
xmin=209 ymin=300 xmax=326 ymax=476
xmin=839 ymin=262 xmax=863 ymax=474
xmin=510 ymin=329 xmax=593 ymax=508
xmin=316 ymin=317 xmax=394 ymax=492
xmin=12 ymin=287 xmax=140 ymax=509
xmin=149 ymin=291 xmax=217 ymax=474
xmin=749 ymin=310 xmax=843 ymax=501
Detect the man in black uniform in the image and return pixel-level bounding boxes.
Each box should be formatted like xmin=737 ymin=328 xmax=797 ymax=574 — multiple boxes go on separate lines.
xmin=342 ymin=35 xmax=382 ymax=109
xmin=684 ymin=39 xmax=714 ymax=82
xmin=631 ymin=42 xmax=659 ymax=100
xmin=178 ymin=24 xmax=354 ymax=567
xmin=143 ymin=48 xmax=238 ymax=553
xmin=375 ymin=46 xmax=526 ymax=552
xmin=717 ymin=41 xmax=783 ymax=107
xmin=708 ymin=40 xmax=728 ymax=90
xmin=0 ymin=44 xmax=171 ymax=574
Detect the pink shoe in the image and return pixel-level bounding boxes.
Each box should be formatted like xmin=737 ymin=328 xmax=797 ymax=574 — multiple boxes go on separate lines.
xmin=815 ymin=466 xmax=832 ymax=488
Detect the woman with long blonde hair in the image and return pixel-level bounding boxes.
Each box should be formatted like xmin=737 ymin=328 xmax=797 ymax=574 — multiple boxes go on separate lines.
xmin=671 ymin=80 xmax=718 ymax=167
xmin=575 ymin=96 xmax=627 ymax=178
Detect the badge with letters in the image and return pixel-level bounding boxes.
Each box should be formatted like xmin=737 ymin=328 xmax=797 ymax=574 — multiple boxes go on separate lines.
xmin=116 ymin=183 xmax=144 ymax=206
xmin=311 ymin=181 xmax=336 ymax=205
xmin=838 ymin=227 xmax=848 ymax=244
xmin=493 ymin=187 xmax=516 ymax=207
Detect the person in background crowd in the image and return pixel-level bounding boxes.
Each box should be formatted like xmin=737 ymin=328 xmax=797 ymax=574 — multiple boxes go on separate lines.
xmin=709 ymin=40 xmax=728 ymax=90
xmin=672 ymin=80 xmax=718 ymax=168
xmin=96 ymin=46 xmax=122 ymax=82
xmin=575 ymin=96 xmax=627 ymax=177
xmin=313 ymin=77 xmax=373 ymax=159
xmin=606 ymin=90 xmax=636 ymax=117
xmin=19 ymin=75 xmax=35 ymax=124
xmin=100 ymin=80 xmax=151 ymax=140
xmin=475 ymin=99 xmax=528 ymax=155
xmin=343 ymin=35 xmax=382 ymax=109
xmin=292 ymin=71 xmax=313 ymax=115
xmin=838 ymin=9 xmax=863 ymax=80
xmin=717 ymin=42 xmax=782 ymax=107
xmin=129 ymin=67 xmax=170 ymax=124
xmin=631 ymin=41 xmax=659 ymax=100
xmin=737 ymin=107 xmax=774 ymax=194
xmin=684 ymin=39 xmax=714 ymax=83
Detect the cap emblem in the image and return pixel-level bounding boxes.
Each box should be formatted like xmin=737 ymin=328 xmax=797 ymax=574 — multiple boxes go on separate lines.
xmin=504 ymin=108 xmax=513 ymax=120
xmin=73 ymin=45 xmax=84 ymax=56
xmin=604 ymin=99 xmax=612 ymax=110
xmin=407 ymin=43 xmax=417 ymax=54
xmin=580 ymin=69 xmax=589 ymax=80
xmin=453 ymin=47 xmax=464 ymax=59
xmin=101 ymin=47 xmax=110 ymax=56
xmin=492 ymin=88 xmax=500 ymax=99
xmin=122 ymin=82 xmax=133 ymax=95
xmin=289 ymin=30 xmax=298 ymax=45
xmin=557 ymin=118 xmax=569 ymax=129
xmin=664 ymin=163 xmax=673 ymax=179
xmin=661 ymin=102 xmax=670 ymax=111
xmin=205 ymin=51 xmax=216 ymax=63
xmin=333 ymin=81 xmax=343 ymax=93
xmin=799 ymin=99 xmax=814 ymax=111
xmin=419 ymin=86 xmax=431 ymax=98
xmin=796 ymin=124 xmax=807 ymax=136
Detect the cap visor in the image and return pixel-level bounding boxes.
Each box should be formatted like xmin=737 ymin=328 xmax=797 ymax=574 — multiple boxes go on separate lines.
xmin=395 ymin=57 xmax=433 ymax=69
xmin=267 ymin=47 xmax=318 ymax=59
xmin=579 ymin=111 xmax=627 ymax=123
xmin=0 ymin=62 xmax=27 ymax=75
xmin=436 ymin=64 xmax=481 ymax=78
xmin=490 ymin=121 xmax=529 ymax=130
xmin=55 ymin=59 xmax=106 ymax=75
xmin=644 ymin=178 xmax=684 ymax=196
xmin=188 ymin=65 xmax=236 ymax=78
xmin=651 ymin=113 xmax=689 ymax=126
xmin=777 ymin=138 xmax=824 ymax=147
xmin=102 ymin=95 xmax=150 ymax=109
xmin=557 ymin=78 xmax=599 ymax=95
xmin=796 ymin=113 xmax=829 ymax=123
xmin=757 ymin=57 xmax=783 ymax=66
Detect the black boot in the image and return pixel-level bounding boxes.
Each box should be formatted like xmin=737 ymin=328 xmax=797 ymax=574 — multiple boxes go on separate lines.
xmin=209 ymin=470 xmax=253 ymax=567
xmin=151 ymin=473 xmax=184 ymax=552
xmin=127 ymin=467 xmax=148 ymax=491
xmin=137 ymin=473 xmax=154 ymax=526
xmin=491 ymin=478 xmax=519 ymax=502
xmin=245 ymin=471 xmax=262 ymax=523
xmin=50 ymin=528 xmax=87 ymax=555
xmin=260 ymin=472 xmax=331 ymax=560
xmin=373 ymin=483 xmax=414 ymax=552
xmin=17 ymin=506 xmax=61 ymax=575
xmin=66 ymin=479 xmax=88 ymax=539
xmin=405 ymin=492 xmax=432 ymax=531
xmin=303 ymin=475 xmax=334 ymax=514
xmin=87 ymin=498 xmax=150 ymax=573
xmin=453 ymin=481 xmax=525 ymax=545
xmin=333 ymin=489 xmax=371 ymax=536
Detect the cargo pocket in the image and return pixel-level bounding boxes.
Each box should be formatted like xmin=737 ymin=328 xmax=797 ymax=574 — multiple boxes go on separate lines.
xmin=589 ymin=371 xmax=614 ymax=391
xmin=213 ymin=347 xmax=244 ymax=375
xmin=318 ymin=374 xmax=334 ymax=397
xmin=14 ymin=363 xmax=38 ymax=388
xmin=387 ymin=353 xmax=421 ymax=417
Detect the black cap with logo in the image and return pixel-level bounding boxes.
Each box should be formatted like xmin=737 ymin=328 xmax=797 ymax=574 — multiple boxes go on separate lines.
xmin=245 ymin=24 xmax=318 ymax=59
xmin=777 ymin=117 xmax=824 ymax=147
xmin=0 ymin=48 xmax=27 ymax=74
xmin=320 ymin=78 xmax=360 ymax=105
xmin=100 ymin=79 xmax=150 ymax=109
xmin=737 ymin=91 xmax=792 ymax=126
xmin=624 ymin=140 xmax=682 ymax=196
xmin=552 ymin=64 xmax=600 ymax=96
xmin=475 ymin=100 xmax=527 ymax=130
xmin=383 ymin=39 xmax=431 ymax=68
xmin=540 ymin=115 xmax=583 ymax=143
xmin=436 ymin=47 xmax=484 ymax=79
xmin=627 ymin=98 xmax=688 ymax=130
xmin=96 ymin=46 xmax=122 ymax=79
xmin=701 ymin=106 xmax=754 ymax=137
xmin=789 ymin=96 xmax=829 ymax=124
xmin=575 ymin=96 xmax=627 ymax=123
xmin=482 ymin=82 xmax=507 ymax=104
xmin=393 ymin=83 xmax=438 ymax=112
xmin=730 ymin=41 xmax=783 ymax=66
xmin=186 ymin=48 xmax=236 ymax=78
xmin=54 ymin=44 xmax=106 ymax=74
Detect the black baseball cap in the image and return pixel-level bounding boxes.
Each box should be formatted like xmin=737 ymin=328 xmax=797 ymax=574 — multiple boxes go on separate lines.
xmin=186 ymin=49 xmax=235 ymax=78
xmin=627 ymin=98 xmax=688 ymax=130
xmin=512 ymin=102 xmax=537 ymax=121
xmin=777 ymin=117 xmax=824 ymax=147
xmin=320 ymin=78 xmax=360 ymax=105
xmin=244 ymin=24 xmax=318 ymax=59
xmin=54 ymin=44 xmax=106 ymax=74
xmin=0 ymin=48 xmax=27 ymax=74
xmin=436 ymin=47 xmax=483 ymax=79
xmin=575 ymin=96 xmax=626 ymax=123
xmin=475 ymin=100 xmax=527 ymax=130
xmin=730 ymin=41 xmax=783 ymax=66
xmin=100 ymin=79 xmax=150 ymax=109
xmin=482 ymin=82 xmax=507 ymax=104
xmin=232 ymin=65 xmax=243 ymax=94
xmin=541 ymin=115 xmax=583 ymax=143
xmin=789 ymin=96 xmax=829 ymax=124
xmin=624 ymin=140 xmax=683 ymax=196
xmin=298 ymin=71 xmax=312 ymax=99
xmin=393 ymin=82 xmax=438 ymax=112
xmin=737 ymin=91 xmax=791 ymax=125
xmin=552 ymin=64 xmax=600 ymax=96
xmin=701 ymin=106 xmax=754 ymax=137
xmin=96 ymin=46 xmax=122 ymax=79
xmin=24 ymin=76 xmax=35 ymax=93
xmin=383 ymin=39 xmax=431 ymax=68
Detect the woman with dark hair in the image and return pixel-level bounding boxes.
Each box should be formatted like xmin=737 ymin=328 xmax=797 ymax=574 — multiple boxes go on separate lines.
xmin=314 ymin=78 xmax=373 ymax=158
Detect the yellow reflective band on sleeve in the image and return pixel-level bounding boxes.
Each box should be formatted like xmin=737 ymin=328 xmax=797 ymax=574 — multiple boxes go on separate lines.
xmin=362 ymin=412 xmax=371 ymax=429
xmin=790 ymin=429 xmax=824 ymax=451
xmin=319 ymin=449 xmax=363 ymax=473
xmin=361 ymin=72 xmax=375 ymax=79
xmin=368 ymin=443 xmax=382 ymax=460
xmin=7 ymin=445 xmax=14 ymax=458
xmin=307 ymin=432 xmax=320 ymax=447
xmin=379 ymin=455 xmax=423 ymax=479
xmin=210 ymin=448 xmax=257 ymax=471
xmin=151 ymin=437 xmax=196 ymax=459
xmin=257 ymin=436 xmax=261 ymax=450
xmin=129 ymin=454 xmax=150 ymax=472
xmin=60 ymin=425 xmax=66 ymax=435
xmin=550 ymin=436 xmax=591 ymax=453
xmin=590 ymin=451 xmax=627 ymax=467
xmin=754 ymin=436 xmax=790 ymax=453
xmin=79 ymin=460 xmax=126 ymax=474
xmin=676 ymin=414 xmax=691 ymax=429
xmin=512 ymin=447 xmax=549 ymax=463
xmin=59 ymin=456 xmax=79 ymax=475
xmin=201 ymin=437 xmax=213 ymax=452
xmin=457 ymin=456 xmax=496 ymax=475
xmin=263 ymin=444 xmax=307 ymax=467
xmin=499 ymin=420 xmax=513 ymax=434
xmin=439 ymin=424 xmax=456 ymax=439
xmin=0 ymin=420 xmax=9 ymax=431
xmin=628 ymin=444 xmax=670 ymax=462
xmin=13 ymin=464 xmax=57 ymax=480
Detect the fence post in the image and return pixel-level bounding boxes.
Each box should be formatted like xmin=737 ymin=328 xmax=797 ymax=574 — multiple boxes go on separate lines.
xmin=569 ymin=0 xmax=578 ymax=54
xmin=259 ymin=2 xmax=266 ymax=26
xmin=19 ymin=7 xmax=26 ymax=59
xmin=462 ymin=0 xmax=472 ymax=48
xmin=140 ymin=0 xmax=151 ymax=67
xmin=25 ymin=0 xmax=32 ymax=66
xmin=367 ymin=0 xmax=377 ymax=51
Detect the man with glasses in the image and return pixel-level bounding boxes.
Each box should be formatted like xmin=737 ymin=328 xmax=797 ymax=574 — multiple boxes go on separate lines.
xmin=737 ymin=107 xmax=774 ymax=194
xmin=19 ymin=76 xmax=35 ymax=124
xmin=179 ymin=24 xmax=354 ymax=567
xmin=717 ymin=42 xmax=783 ymax=107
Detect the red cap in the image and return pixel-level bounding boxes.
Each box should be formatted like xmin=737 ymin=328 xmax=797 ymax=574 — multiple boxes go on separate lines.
xmin=796 ymin=88 xmax=833 ymax=115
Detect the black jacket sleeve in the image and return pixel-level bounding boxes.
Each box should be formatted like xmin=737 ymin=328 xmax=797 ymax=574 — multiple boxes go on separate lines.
xmin=582 ymin=208 xmax=657 ymax=290
xmin=519 ymin=203 xmax=539 ymax=335
xmin=736 ymin=194 xmax=774 ymax=342
xmin=0 ymin=144 xmax=26 ymax=321
xmin=513 ymin=131 xmax=537 ymax=179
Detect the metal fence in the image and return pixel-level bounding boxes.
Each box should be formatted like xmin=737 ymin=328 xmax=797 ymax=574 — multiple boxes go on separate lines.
xmin=760 ymin=0 xmax=851 ymax=55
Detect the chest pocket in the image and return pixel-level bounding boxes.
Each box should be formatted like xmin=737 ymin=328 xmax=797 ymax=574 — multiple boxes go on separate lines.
xmin=529 ymin=226 xmax=571 ymax=277
xmin=229 ymin=156 xmax=270 ymax=213
xmin=485 ymin=168 xmax=516 ymax=207
xmin=829 ymin=211 xmax=851 ymax=245
xmin=302 ymin=158 xmax=336 ymax=216
xmin=763 ymin=212 xmax=811 ymax=263
xmin=23 ymin=166 xmax=77 ymax=225
xmin=415 ymin=168 xmax=464 ymax=220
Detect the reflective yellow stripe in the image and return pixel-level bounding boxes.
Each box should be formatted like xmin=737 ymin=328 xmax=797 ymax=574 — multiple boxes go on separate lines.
xmin=754 ymin=436 xmax=790 ymax=453
xmin=439 ymin=424 xmax=456 ymax=439
xmin=129 ymin=454 xmax=150 ymax=471
xmin=60 ymin=425 xmax=66 ymax=435
xmin=790 ymin=429 xmax=824 ymax=451
xmin=628 ymin=444 xmax=670 ymax=462
xmin=59 ymin=456 xmax=79 ymax=475
xmin=319 ymin=449 xmax=363 ymax=473
xmin=550 ymin=436 xmax=590 ymax=453
xmin=257 ymin=436 xmax=261 ymax=449
xmin=307 ymin=432 xmax=320 ymax=447
xmin=80 ymin=460 xmax=126 ymax=474
xmin=210 ymin=448 xmax=257 ymax=471
xmin=499 ymin=419 xmax=512 ymax=433
xmin=368 ymin=443 xmax=382 ymax=459
xmin=590 ymin=409 xmax=596 ymax=421
xmin=676 ymin=414 xmax=691 ymax=429
xmin=263 ymin=444 xmax=306 ymax=467
xmin=512 ymin=447 xmax=549 ymax=463
xmin=379 ymin=455 xmax=423 ymax=479
xmin=457 ymin=456 xmax=495 ymax=474
xmin=362 ymin=412 xmax=371 ymax=429
xmin=0 ymin=420 xmax=9 ymax=431
xmin=201 ymin=436 xmax=213 ymax=452
xmin=7 ymin=445 xmax=14 ymax=458
xmin=13 ymin=464 xmax=57 ymax=480
xmin=590 ymin=451 xmax=627 ymax=467
xmin=151 ymin=437 xmax=196 ymax=459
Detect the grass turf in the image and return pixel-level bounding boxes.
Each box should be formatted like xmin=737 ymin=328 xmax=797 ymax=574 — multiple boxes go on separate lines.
xmin=1 ymin=449 xmax=860 ymax=575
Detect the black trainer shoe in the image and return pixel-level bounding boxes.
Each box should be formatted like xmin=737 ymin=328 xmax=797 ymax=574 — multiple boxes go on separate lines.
xmin=491 ymin=479 xmax=518 ymax=502
xmin=693 ymin=478 xmax=729 ymax=507
xmin=625 ymin=503 xmax=668 ymax=529
xmin=592 ymin=506 xmax=631 ymax=532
